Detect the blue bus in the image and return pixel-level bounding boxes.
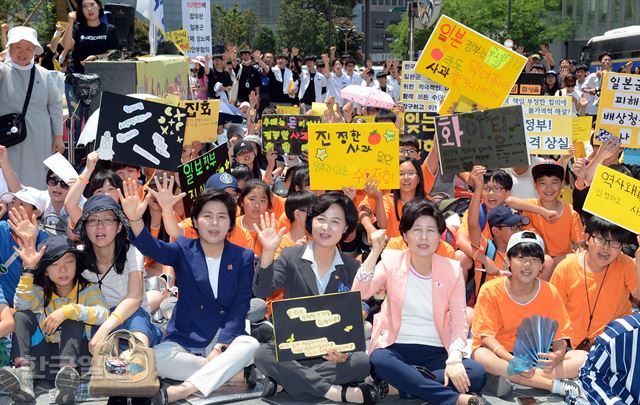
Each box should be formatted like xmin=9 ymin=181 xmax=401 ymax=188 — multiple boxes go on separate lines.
xmin=580 ymin=26 xmax=640 ymax=72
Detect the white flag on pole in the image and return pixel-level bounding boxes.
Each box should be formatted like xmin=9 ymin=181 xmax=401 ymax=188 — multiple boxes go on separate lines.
xmin=136 ymin=0 xmax=164 ymax=55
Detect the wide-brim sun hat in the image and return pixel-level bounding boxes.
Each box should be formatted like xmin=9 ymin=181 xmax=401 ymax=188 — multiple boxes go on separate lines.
xmin=73 ymin=194 xmax=130 ymax=235
xmin=6 ymin=26 xmax=44 ymax=55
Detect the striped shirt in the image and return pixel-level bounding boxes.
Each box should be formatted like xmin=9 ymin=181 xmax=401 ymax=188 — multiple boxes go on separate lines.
xmin=14 ymin=275 xmax=109 ymax=343
xmin=579 ymin=313 xmax=640 ymax=405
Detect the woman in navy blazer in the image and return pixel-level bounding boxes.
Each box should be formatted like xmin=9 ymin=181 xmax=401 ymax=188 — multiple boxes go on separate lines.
xmin=120 ymin=177 xmax=259 ymax=405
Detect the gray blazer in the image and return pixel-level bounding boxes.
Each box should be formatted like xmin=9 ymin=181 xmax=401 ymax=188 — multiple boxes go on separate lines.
xmin=253 ymin=244 xmax=361 ymax=299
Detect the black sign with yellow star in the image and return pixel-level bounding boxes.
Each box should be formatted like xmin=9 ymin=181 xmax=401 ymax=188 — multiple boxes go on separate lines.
xmin=96 ymin=92 xmax=187 ymax=171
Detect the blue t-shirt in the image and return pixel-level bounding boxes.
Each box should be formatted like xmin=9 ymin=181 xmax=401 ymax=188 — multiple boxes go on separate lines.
xmin=0 ymin=221 xmax=48 ymax=306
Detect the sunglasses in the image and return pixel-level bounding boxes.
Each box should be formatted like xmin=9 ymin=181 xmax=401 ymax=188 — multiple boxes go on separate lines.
xmin=47 ymin=177 xmax=69 ymax=189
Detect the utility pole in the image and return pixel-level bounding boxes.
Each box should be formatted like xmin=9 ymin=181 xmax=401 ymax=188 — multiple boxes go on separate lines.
xmin=408 ymin=0 xmax=415 ymax=61
xmin=328 ymin=0 xmax=333 ymax=48
xmin=507 ymin=0 xmax=511 ymax=33
xmin=363 ymin=0 xmax=370 ymax=61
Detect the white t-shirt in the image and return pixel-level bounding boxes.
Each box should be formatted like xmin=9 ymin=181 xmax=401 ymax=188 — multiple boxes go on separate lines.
xmin=82 ymin=245 xmax=148 ymax=311
xmin=504 ymin=156 xmax=544 ymax=200
xmin=395 ymin=267 xmax=443 ymax=347
xmin=555 ymin=88 xmax=584 ymax=116
xmin=205 ymin=256 xmax=221 ymax=299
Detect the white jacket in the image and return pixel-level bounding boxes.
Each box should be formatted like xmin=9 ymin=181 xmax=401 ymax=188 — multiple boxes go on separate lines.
xmin=298 ymin=70 xmax=327 ymax=103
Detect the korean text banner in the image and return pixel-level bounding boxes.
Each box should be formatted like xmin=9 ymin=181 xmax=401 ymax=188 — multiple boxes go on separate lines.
xmin=403 ymin=112 xmax=437 ymax=159
xmin=308 ymin=123 xmax=399 ymax=190
xmin=594 ymin=72 xmax=640 ymax=148
xmin=261 ymin=115 xmax=322 ymax=155
xmin=435 ymin=105 xmax=529 ymax=176
xmin=96 ymin=92 xmax=186 ymax=171
xmin=180 ymin=99 xmax=220 ymax=144
xmin=163 ymin=29 xmax=190 ymax=53
xmin=272 ymin=292 xmax=365 ymax=362
xmin=583 ymin=164 xmax=640 ymax=234
xmin=415 ymin=15 xmax=527 ymax=114
xmin=178 ymin=142 xmax=229 ymax=216
xmin=400 ymin=61 xmax=446 ymax=113
xmin=510 ymin=73 xmax=545 ymax=96
xmin=181 ymin=0 xmax=212 ymax=59
xmin=504 ymin=96 xmax=573 ymax=155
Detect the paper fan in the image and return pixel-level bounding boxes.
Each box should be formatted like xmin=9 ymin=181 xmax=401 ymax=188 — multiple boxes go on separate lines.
xmin=507 ymin=315 xmax=558 ymax=376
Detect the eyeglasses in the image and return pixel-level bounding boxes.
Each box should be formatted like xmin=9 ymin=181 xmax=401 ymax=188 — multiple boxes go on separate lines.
xmin=589 ymin=235 xmax=623 ymax=249
xmin=400 ymin=172 xmax=419 ymax=179
xmin=482 ymin=185 xmax=505 ymax=193
xmin=47 ymin=178 xmax=69 ymax=189
xmin=400 ymin=149 xmax=418 ymax=156
xmin=85 ymin=217 xmax=119 ymax=228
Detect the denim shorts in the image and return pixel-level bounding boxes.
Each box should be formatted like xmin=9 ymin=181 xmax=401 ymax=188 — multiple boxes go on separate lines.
xmin=107 ymin=307 xmax=163 ymax=347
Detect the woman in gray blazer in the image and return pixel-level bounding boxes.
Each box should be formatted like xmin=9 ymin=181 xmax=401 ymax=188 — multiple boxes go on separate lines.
xmin=253 ymin=192 xmax=378 ymax=404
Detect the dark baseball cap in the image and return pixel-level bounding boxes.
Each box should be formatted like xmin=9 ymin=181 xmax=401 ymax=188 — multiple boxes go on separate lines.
xmin=488 ymin=205 xmax=529 ymax=228
xmin=205 ymin=172 xmax=240 ymax=192
xmin=36 ymin=236 xmax=84 ymax=275
xmin=233 ymin=141 xmax=254 ymax=156
xmin=532 ymin=159 xmax=565 ymax=181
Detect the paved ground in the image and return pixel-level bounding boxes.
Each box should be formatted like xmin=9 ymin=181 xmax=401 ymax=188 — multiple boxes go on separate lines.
xmin=0 ymin=379 xmax=567 ymax=405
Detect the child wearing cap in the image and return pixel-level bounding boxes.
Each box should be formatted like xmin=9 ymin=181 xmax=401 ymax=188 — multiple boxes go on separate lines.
xmin=0 ymin=191 xmax=49 ymax=307
xmin=2 ymin=236 xmax=108 ymax=403
xmin=550 ymin=216 xmax=640 ymax=351
xmin=471 ymin=231 xmax=587 ymax=399
xmin=518 ymin=160 xmax=585 ymax=279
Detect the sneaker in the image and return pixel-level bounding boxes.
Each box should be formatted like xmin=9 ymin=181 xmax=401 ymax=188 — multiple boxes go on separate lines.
xmin=483 ymin=373 xmax=513 ymax=399
xmin=556 ymin=379 xmax=583 ymax=397
xmin=54 ymin=366 xmax=81 ymax=404
xmin=0 ymin=366 xmax=35 ymax=402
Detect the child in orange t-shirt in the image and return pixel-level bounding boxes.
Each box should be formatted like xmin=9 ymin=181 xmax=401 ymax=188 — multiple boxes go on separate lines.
xmin=519 ymin=160 xmax=585 ymax=278
xmin=550 ymin=216 xmax=640 ymax=350
xmin=472 ymin=231 xmax=587 ymax=398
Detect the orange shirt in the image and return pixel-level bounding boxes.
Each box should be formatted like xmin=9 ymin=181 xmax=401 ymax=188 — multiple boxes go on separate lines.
xmin=472 ymin=278 xmax=573 ymax=352
xmin=521 ymin=199 xmax=584 ymax=257
xmin=458 ymin=210 xmax=492 ymax=240
xmin=180 ymin=217 xmax=254 ymax=250
xmin=550 ymin=253 xmax=638 ymax=348
xmin=271 ymin=195 xmax=286 ymax=223
xmin=421 ymin=159 xmax=437 ymax=195
xmin=386 ymin=236 xmax=456 ymax=259
xmin=236 ymin=216 xmax=263 ymax=256
xmin=359 ymin=194 xmax=404 ymax=238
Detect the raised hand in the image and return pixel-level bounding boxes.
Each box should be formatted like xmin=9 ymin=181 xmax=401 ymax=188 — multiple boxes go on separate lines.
xmin=469 ymin=165 xmax=486 ymax=190
xmin=9 ymin=206 xmax=39 ymax=244
xmin=13 ymin=237 xmax=46 ymax=269
xmin=118 ymin=177 xmax=149 ymax=221
xmin=363 ymin=179 xmax=382 ymax=200
xmin=147 ymin=175 xmax=185 ymax=212
xmin=67 ymin=11 xmax=76 ymax=23
xmin=84 ymin=151 xmax=99 ymax=175
xmin=254 ymin=212 xmax=286 ymax=253
xmin=370 ymin=228 xmax=388 ymax=253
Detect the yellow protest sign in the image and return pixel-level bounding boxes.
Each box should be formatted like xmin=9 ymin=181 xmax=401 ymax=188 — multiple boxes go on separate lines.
xmin=574 ymin=141 xmax=587 ymax=159
xmin=308 ymin=123 xmax=399 ymax=190
xmin=504 ymin=96 xmax=573 ymax=155
xmin=416 ymin=15 xmax=526 ymax=114
xmin=179 ymin=99 xmax=220 ymax=144
xmin=583 ymin=164 xmax=640 ymax=234
xmin=572 ymin=116 xmax=593 ymax=142
xmin=276 ymin=105 xmax=301 ymax=115
xmin=594 ymin=72 xmax=640 ymax=147
xmin=310 ymin=102 xmax=338 ymax=116
xmin=163 ymin=29 xmax=190 ymax=53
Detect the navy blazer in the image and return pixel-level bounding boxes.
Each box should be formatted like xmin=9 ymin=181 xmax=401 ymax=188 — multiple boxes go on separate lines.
xmin=129 ymin=227 xmax=254 ymax=348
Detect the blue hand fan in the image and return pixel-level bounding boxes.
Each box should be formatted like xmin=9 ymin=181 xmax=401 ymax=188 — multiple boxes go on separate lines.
xmin=507 ymin=315 xmax=558 ymax=376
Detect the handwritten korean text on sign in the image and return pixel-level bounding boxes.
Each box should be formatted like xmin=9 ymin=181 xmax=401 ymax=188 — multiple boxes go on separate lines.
xmin=308 ymin=123 xmax=399 ymax=190
xmin=594 ymin=72 xmax=640 ymax=147
xmin=400 ymin=61 xmax=446 ymax=113
xmin=261 ymin=115 xmax=322 ymax=155
xmin=180 ymin=99 xmax=220 ymax=144
xmin=505 ymin=96 xmax=573 ymax=154
xmin=415 ymin=15 xmax=526 ymax=114
xmin=583 ymin=164 xmax=640 ymax=234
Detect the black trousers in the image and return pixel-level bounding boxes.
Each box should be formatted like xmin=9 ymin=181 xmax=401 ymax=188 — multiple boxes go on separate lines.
xmin=11 ymin=310 xmax=90 ymax=380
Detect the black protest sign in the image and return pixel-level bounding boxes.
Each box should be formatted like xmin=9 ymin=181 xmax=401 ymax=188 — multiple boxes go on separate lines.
xmin=96 ymin=92 xmax=186 ymax=171
xmin=178 ymin=143 xmax=229 ymax=216
xmin=272 ymin=291 xmax=365 ymax=362
xmin=404 ymin=112 xmax=437 ymax=159
xmin=510 ymin=73 xmax=545 ymax=95
xmin=261 ymin=115 xmax=322 ymax=155
xmin=436 ymin=105 xmax=529 ymax=175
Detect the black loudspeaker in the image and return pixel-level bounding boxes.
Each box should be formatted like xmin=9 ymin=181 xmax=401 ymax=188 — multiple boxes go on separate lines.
xmin=104 ymin=3 xmax=135 ymax=50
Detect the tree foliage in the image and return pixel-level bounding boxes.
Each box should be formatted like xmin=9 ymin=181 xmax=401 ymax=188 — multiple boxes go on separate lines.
xmin=253 ymin=26 xmax=277 ymax=53
xmin=210 ymin=4 xmax=258 ymax=48
xmin=276 ymin=0 xmax=330 ymax=56
xmin=387 ymin=0 xmax=573 ymax=59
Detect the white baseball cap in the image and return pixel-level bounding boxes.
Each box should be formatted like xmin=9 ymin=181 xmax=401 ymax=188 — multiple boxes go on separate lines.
xmin=506 ymin=230 xmax=545 ymax=255
xmin=6 ymin=26 xmax=44 ymax=55
xmin=1 ymin=187 xmax=47 ymax=215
